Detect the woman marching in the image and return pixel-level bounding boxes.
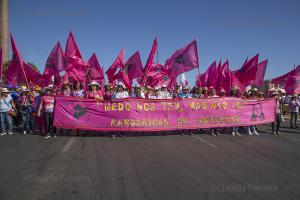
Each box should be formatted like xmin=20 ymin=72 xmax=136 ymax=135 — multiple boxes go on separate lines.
xmin=86 ymin=81 xmax=103 ymax=100
xmin=230 ymin=86 xmax=241 ymax=136
xmin=37 ymin=86 xmax=56 ymax=139
xmin=0 ymin=88 xmax=17 ymax=136
xmin=17 ymin=86 xmax=34 ymax=135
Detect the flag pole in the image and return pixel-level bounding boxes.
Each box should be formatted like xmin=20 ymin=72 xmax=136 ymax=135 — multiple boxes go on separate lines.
xmin=20 ymin=61 xmax=31 ymax=92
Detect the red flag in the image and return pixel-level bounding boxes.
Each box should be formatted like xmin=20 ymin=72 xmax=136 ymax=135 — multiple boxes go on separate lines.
xmin=88 ymin=53 xmax=105 ymax=85
xmin=166 ymin=39 xmax=199 ymax=78
xmin=43 ymin=41 xmax=65 ymax=82
xmin=142 ymin=38 xmax=158 ymax=86
xmin=255 ymin=60 xmax=268 ymax=86
xmin=0 ymin=48 xmax=2 ymax=85
xmin=106 ymin=48 xmax=125 ymax=84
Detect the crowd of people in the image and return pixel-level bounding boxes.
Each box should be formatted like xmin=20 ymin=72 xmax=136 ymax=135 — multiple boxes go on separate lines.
xmin=0 ymin=80 xmax=299 ymax=139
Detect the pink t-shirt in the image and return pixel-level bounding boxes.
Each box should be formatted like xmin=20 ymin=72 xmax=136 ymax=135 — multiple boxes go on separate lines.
xmin=86 ymin=90 xmax=103 ymax=99
xmin=42 ymin=96 xmax=55 ymax=113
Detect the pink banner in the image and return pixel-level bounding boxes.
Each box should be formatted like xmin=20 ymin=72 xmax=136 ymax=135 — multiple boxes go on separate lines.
xmin=54 ymin=97 xmax=276 ymax=131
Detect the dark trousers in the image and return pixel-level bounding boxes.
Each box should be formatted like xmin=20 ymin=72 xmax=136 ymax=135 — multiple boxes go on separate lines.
xmin=44 ymin=112 xmax=55 ymax=136
xmin=272 ymin=113 xmax=281 ymax=132
xmin=290 ymin=112 xmax=298 ymax=127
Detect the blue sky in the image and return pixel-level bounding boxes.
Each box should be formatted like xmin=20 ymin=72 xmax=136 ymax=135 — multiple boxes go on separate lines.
xmin=8 ymin=0 xmax=300 ymax=84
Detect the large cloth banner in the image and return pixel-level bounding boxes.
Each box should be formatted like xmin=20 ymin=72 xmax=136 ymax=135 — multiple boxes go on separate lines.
xmin=54 ymin=97 xmax=276 ymax=131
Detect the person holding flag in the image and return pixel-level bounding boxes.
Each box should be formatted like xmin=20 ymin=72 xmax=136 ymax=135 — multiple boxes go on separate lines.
xmin=0 ymin=88 xmax=17 ymax=136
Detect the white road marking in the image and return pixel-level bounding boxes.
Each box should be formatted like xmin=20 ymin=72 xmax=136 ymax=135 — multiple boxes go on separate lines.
xmin=61 ymin=137 xmax=75 ymax=152
xmin=192 ymin=136 xmax=218 ymax=148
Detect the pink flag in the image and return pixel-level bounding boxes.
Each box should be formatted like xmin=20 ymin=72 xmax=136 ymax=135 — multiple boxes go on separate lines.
xmin=65 ymin=32 xmax=82 ymax=59
xmin=142 ymin=38 xmax=158 ymax=86
xmin=106 ymin=48 xmax=125 ymax=84
xmin=271 ymin=65 xmax=300 ymax=85
xmin=0 ymin=48 xmax=2 ymax=85
xmin=5 ymin=33 xmax=47 ymax=87
xmin=235 ymin=54 xmax=259 ymax=86
xmin=166 ymin=39 xmax=199 ymax=78
xmin=88 ymin=53 xmax=105 ymax=85
xmin=255 ymin=60 xmax=268 ymax=86
xmin=43 ymin=41 xmax=65 ymax=81
xmin=217 ymin=61 xmax=244 ymax=94
xmin=124 ymin=51 xmax=143 ymax=85
xmin=200 ymin=61 xmax=217 ymax=87
xmin=284 ymin=69 xmax=300 ymax=94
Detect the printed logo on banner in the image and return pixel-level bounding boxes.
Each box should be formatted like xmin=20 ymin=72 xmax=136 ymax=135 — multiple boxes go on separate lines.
xmin=74 ymin=104 xmax=88 ymax=119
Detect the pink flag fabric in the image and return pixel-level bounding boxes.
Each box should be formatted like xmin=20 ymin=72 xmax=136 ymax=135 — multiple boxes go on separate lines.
xmin=5 ymin=33 xmax=47 ymax=87
xmin=217 ymin=61 xmax=244 ymax=94
xmin=255 ymin=60 xmax=268 ymax=86
xmin=271 ymin=65 xmax=300 ymax=85
xmin=143 ymin=64 xmax=173 ymax=88
xmin=0 ymin=48 xmax=2 ymax=85
xmin=165 ymin=39 xmax=199 ymax=78
xmin=284 ymin=69 xmax=300 ymax=94
xmin=235 ymin=54 xmax=259 ymax=86
xmin=123 ymin=51 xmax=143 ymax=85
xmin=65 ymin=32 xmax=82 ymax=60
xmin=200 ymin=61 xmax=217 ymax=87
xmin=43 ymin=41 xmax=65 ymax=82
xmin=142 ymin=38 xmax=158 ymax=86
xmin=106 ymin=48 xmax=125 ymax=84
xmin=87 ymin=53 xmax=105 ymax=85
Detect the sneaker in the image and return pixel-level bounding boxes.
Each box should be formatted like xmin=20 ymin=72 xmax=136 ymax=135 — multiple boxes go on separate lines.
xmin=276 ymin=131 xmax=281 ymax=135
xmin=189 ymin=131 xmax=194 ymax=136
xmin=23 ymin=131 xmax=27 ymax=135
xmin=231 ymin=132 xmax=236 ymax=136
xmin=236 ymin=132 xmax=241 ymax=136
xmin=248 ymin=131 xmax=253 ymax=136
xmin=44 ymin=135 xmax=51 ymax=139
xmin=211 ymin=132 xmax=217 ymax=136
xmin=253 ymin=130 xmax=259 ymax=136
xmin=272 ymin=131 xmax=276 ymax=135
xmin=0 ymin=132 xmax=6 ymax=136
xmin=181 ymin=133 xmax=185 ymax=136
xmin=111 ymin=134 xmax=116 ymax=139
xmin=53 ymin=135 xmax=57 ymax=138
xmin=8 ymin=132 xmax=13 ymax=135
xmin=216 ymin=131 xmax=221 ymax=136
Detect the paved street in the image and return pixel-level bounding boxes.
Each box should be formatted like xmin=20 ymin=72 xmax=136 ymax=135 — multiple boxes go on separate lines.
xmin=0 ymin=122 xmax=300 ymax=200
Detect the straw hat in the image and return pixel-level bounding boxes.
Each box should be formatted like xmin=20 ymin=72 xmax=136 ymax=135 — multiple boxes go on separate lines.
xmin=1 ymin=88 xmax=10 ymax=93
xmin=220 ymin=88 xmax=226 ymax=93
xmin=183 ymin=85 xmax=190 ymax=90
xmin=89 ymin=80 xmax=100 ymax=86
xmin=202 ymin=87 xmax=208 ymax=91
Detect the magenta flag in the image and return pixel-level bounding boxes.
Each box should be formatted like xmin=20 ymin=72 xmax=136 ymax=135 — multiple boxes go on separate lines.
xmin=255 ymin=60 xmax=268 ymax=86
xmin=271 ymin=65 xmax=300 ymax=85
xmin=284 ymin=70 xmax=300 ymax=94
xmin=65 ymin=32 xmax=82 ymax=59
xmin=235 ymin=54 xmax=259 ymax=86
xmin=106 ymin=48 xmax=125 ymax=84
xmin=143 ymin=64 xmax=174 ymax=88
xmin=54 ymin=97 xmax=276 ymax=131
xmin=0 ymin=48 xmax=2 ymax=85
xmin=200 ymin=61 xmax=217 ymax=87
xmin=165 ymin=39 xmax=199 ymax=78
xmin=217 ymin=61 xmax=244 ymax=94
xmin=43 ymin=41 xmax=65 ymax=83
xmin=142 ymin=38 xmax=158 ymax=86
xmin=88 ymin=53 xmax=105 ymax=85
xmin=6 ymin=33 xmax=47 ymax=87
xmin=124 ymin=51 xmax=143 ymax=85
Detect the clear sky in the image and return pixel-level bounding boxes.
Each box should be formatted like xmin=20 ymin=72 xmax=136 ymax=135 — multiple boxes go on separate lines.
xmin=8 ymin=0 xmax=300 ymax=84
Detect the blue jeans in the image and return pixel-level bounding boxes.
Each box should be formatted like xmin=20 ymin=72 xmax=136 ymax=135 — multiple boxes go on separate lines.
xmin=248 ymin=126 xmax=256 ymax=132
xmin=0 ymin=112 xmax=13 ymax=133
xmin=20 ymin=110 xmax=31 ymax=131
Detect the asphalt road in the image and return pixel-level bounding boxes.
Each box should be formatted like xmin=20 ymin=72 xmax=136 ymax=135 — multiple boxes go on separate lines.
xmin=0 ymin=122 xmax=300 ymax=200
